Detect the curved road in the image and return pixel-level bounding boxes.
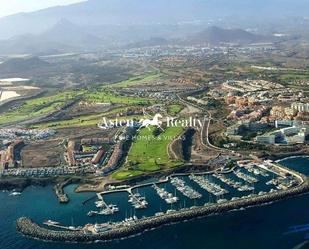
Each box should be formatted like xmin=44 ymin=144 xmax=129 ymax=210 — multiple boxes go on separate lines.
xmin=176 ymin=94 xmax=229 ymax=153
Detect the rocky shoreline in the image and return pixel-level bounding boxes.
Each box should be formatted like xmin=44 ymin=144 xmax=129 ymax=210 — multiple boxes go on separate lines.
xmin=0 ymin=177 xmax=56 ymax=192
xmin=16 ymin=164 xmax=309 ymax=243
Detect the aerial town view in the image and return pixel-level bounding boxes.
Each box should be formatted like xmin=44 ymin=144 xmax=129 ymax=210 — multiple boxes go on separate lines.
xmin=1 ymin=1 xmax=309 ymax=249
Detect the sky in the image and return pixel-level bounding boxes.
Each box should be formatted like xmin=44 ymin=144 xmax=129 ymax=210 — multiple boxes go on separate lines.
xmin=0 ymin=0 xmax=86 ymax=18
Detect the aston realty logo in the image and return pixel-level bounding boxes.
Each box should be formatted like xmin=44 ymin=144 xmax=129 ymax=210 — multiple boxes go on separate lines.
xmin=98 ymin=113 xmax=204 ymax=130
xmin=140 ymin=113 xmax=163 ymax=130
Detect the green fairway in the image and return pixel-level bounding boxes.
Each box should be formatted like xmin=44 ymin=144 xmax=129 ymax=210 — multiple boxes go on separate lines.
xmin=279 ymin=72 xmax=309 ymax=82
xmin=0 ymin=86 xmax=151 ymax=127
xmin=110 ymin=72 xmax=162 ymax=88
xmin=32 ymin=108 xmax=144 ymax=129
xmin=32 ymin=113 xmax=104 ymax=129
xmin=168 ymin=104 xmax=184 ymax=115
xmin=112 ymin=170 xmax=144 ymax=180
xmin=84 ymin=90 xmax=150 ymax=105
xmin=0 ymin=91 xmax=80 ymax=125
xmin=113 ymin=126 xmax=184 ymax=180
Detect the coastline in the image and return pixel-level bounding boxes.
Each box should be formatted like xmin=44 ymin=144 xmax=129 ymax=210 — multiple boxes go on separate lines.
xmin=0 ymin=176 xmax=82 ymax=201
xmin=75 ymin=163 xmax=215 ymax=193
xmin=16 ymin=163 xmax=309 ymax=243
xmin=265 ymin=151 xmax=309 ymax=162
xmin=275 ymin=155 xmax=309 ymax=163
xmin=0 ymin=177 xmax=57 ymax=192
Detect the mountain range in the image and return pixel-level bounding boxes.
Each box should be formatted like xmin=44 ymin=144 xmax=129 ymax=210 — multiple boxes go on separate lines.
xmin=189 ymin=26 xmax=269 ymax=45
xmin=0 ymin=0 xmax=308 ymax=55
xmin=0 ymin=0 xmax=308 ymax=40
xmin=0 ymin=19 xmax=105 ymax=55
xmin=0 ymin=24 xmax=275 ymax=55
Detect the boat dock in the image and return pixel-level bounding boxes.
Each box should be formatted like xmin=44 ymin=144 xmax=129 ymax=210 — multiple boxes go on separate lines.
xmin=189 ymin=174 xmax=228 ymax=197
xmin=87 ymin=194 xmax=119 ymax=216
xmin=171 ymin=177 xmax=202 ymax=199
xmin=213 ymin=173 xmax=254 ymax=192
xmin=152 ymin=184 xmax=179 ymax=204
xmin=128 ymin=189 xmax=148 ymax=209
xmin=234 ymin=170 xmax=259 ymax=184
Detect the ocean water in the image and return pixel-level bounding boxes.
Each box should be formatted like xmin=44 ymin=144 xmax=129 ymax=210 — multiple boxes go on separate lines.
xmin=1 ymin=157 xmax=309 ymax=249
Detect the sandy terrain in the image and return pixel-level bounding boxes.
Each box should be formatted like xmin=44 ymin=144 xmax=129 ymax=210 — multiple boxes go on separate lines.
xmin=0 ymin=78 xmax=30 ymax=83
xmin=21 ymin=140 xmax=64 ymax=168
xmin=0 ymin=91 xmax=20 ymax=101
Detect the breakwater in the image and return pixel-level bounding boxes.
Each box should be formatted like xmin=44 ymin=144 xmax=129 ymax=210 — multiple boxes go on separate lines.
xmin=54 ymin=181 xmax=70 ymax=204
xmin=16 ymin=164 xmax=309 ymax=243
xmin=54 ymin=177 xmax=82 ymax=203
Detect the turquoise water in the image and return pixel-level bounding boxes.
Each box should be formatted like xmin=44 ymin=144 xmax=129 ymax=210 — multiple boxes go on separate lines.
xmin=1 ymin=157 xmax=309 ymax=249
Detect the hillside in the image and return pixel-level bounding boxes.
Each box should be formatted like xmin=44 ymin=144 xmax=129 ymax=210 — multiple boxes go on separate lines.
xmin=189 ymin=26 xmax=269 ymax=45
xmin=0 ymin=19 xmax=103 ymax=55
xmin=0 ymin=57 xmax=50 ymax=74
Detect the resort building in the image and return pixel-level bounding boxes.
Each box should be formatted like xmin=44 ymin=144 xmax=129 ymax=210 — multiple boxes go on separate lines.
xmin=256 ymin=135 xmax=276 ymax=144
xmin=292 ymin=102 xmax=309 ymax=113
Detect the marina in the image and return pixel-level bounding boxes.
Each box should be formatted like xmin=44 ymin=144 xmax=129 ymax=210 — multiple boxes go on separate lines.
xmin=79 ymin=160 xmax=303 ymax=221
xmin=87 ymin=194 xmax=119 ymax=217
xmin=241 ymin=163 xmax=270 ymax=177
xmin=152 ymin=184 xmax=179 ymax=204
xmin=16 ymin=160 xmax=309 ymax=243
xmin=234 ymin=169 xmax=259 ymax=184
xmin=171 ymin=177 xmax=202 ymax=199
xmin=213 ymin=173 xmax=254 ymax=192
xmin=189 ymin=174 xmax=228 ymax=197
xmin=0 ymin=157 xmax=307 ymax=249
xmin=128 ymin=191 xmax=148 ymax=209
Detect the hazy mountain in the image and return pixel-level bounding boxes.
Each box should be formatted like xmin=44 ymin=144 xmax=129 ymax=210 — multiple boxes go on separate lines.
xmin=0 ymin=35 xmax=72 ymax=56
xmin=0 ymin=19 xmax=103 ymax=55
xmin=0 ymin=0 xmax=308 ymax=40
xmin=189 ymin=26 xmax=269 ymax=45
xmin=0 ymin=57 xmax=50 ymax=74
xmin=39 ymin=19 xmax=102 ymax=47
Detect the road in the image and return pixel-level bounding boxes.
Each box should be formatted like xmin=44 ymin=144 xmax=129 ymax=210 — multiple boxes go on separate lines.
xmin=176 ymin=94 xmax=228 ymax=153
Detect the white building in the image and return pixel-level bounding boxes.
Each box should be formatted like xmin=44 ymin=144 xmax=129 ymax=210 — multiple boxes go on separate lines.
xmin=291 ymin=102 xmax=309 ymax=113
xmin=256 ymin=135 xmax=276 ymax=144
xmin=275 ymin=120 xmax=295 ymax=128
